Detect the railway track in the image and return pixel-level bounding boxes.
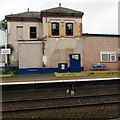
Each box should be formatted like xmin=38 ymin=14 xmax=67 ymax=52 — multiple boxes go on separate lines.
xmin=2 ymin=93 xmax=120 ymax=113
xmin=3 ymin=81 xmax=120 ymax=101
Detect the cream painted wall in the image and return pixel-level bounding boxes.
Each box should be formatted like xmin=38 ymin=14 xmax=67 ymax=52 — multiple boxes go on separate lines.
xmin=7 ymin=16 xmax=83 ymax=68
xmin=42 ymin=16 xmax=83 ymax=68
xmin=42 ymin=17 xmax=82 ymax=37
xmin=7 ymin=21 xmax=42 ymax=66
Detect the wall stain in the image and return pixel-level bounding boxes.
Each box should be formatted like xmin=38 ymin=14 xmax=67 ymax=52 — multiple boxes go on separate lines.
xmin=50 ymin=48 xmax=74 ymax=67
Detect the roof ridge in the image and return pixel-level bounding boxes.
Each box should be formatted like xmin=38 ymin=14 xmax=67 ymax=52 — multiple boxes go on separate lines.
xmin=41 ymin=6 xmax=83 ymax=14
xmin=5 ymin=6 xmax=84 ymax=19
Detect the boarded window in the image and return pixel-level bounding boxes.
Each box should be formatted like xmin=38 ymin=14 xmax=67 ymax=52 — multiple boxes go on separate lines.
xmin=66 ymin=23 xmax=73 ymax=36
xmin=52 ymin=23 xmax=59 ymax=36
xmin=30 ymin=27 xmax=37 ymax=38
xmin=16 ymin=26 xmax=23 ymax=40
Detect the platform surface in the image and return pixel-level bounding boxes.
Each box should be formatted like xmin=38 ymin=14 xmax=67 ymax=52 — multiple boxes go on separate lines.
xmin=0 ymin=70 xmax=119 ymax=85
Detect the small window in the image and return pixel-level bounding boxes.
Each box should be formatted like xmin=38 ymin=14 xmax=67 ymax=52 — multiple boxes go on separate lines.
xmin=52 ymin=23 xmax=59 ymax=36
xmin=66 ymin=23 xmax=73 ymax=36
xmin=100 ymin=52 xmax=116 ymax=62
xmin=30 ymin=27 xmax=37 ymax=39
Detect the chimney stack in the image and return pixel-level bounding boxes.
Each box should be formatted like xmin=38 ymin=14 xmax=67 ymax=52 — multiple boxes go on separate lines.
xmin=59 ymin=3 xmax=61 ymax=7
xmin=27 ymin=8 xmax=29 ymax=12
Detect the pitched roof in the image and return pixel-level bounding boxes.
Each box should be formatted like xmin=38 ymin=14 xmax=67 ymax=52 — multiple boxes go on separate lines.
xmin=5 ymin=11 xmax=41 ymax=19
xmin=41 ymin=6 xmax=83 ymax=14
xmin=5 ymin=6 xmax=84 ymax=19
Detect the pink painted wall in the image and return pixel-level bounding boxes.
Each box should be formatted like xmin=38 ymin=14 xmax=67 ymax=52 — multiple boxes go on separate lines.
xmin=83 ymin=36 xmax=119 ymax=70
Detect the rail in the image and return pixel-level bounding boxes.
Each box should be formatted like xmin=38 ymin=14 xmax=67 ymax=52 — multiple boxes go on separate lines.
xmin=2 ymin=93 xmax=120 ymax=112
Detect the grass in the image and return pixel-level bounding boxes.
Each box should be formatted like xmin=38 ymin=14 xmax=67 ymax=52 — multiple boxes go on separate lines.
xmin=0 ymin=67 xmax=18 ymax=75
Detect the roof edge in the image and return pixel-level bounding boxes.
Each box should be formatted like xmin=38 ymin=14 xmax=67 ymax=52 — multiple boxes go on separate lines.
xmin=82 ymin=33 xmax=120 ymax=37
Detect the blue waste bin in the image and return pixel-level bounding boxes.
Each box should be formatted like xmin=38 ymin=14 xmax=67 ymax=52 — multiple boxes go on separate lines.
xmin=58 ymin=63 xmax=68 ymax=73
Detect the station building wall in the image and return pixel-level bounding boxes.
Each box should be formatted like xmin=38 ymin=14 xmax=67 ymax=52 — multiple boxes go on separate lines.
xmin=44 ymin=37 xmax=83 ymax=68
xmin=42 ymin=16 xmax=83 ymax=68
xmin=7 ymin=21 xmax=42 ymax=67
xmin=18 ymin=41 xmax=43 ymax=68
xmin=83 ymin=36 xmax=119 ymax=70
xmin=5 ymin=14 xmax=119 ymax=71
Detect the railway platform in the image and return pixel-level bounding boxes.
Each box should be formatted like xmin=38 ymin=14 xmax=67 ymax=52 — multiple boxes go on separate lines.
xmin=0 ymin=70 xmax=120 ymax=85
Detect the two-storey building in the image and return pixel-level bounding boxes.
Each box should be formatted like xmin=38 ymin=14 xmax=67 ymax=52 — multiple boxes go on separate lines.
xmin=3 ymin=5 xmax=120 ymax=71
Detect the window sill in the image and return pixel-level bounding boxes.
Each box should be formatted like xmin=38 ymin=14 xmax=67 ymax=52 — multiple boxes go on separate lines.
xmin=17 ymin=39 xmax=40 ymax=41
xmin=61 ymin=35 xmax=75 ymax=38
xmin=49 ymin=35 xmax=76 ymax=38
xmin=100 ymin=61 xmax=117 ymax=63
xmin=49 ymin=35 xmax=61 ymax=38
xmin=16 ymin=39 xmax=24 ymax=41
xmin=30 ymin=38 xmax=38 ymax=40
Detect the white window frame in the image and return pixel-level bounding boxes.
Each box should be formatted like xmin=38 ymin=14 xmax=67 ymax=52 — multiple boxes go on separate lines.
xmin=100 ymin=51 xmax=117 ymax=62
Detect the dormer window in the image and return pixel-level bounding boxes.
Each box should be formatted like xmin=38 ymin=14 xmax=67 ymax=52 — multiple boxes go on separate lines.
xmin=52 ymin=22 xmax=59 ymax=36
xmin=66 ymin=23 xmax=73 ymax=36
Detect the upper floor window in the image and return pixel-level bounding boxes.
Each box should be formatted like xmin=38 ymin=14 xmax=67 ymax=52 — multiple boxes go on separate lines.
xmin=30 ymin=27 xmax=37 ymax=39
xmin=66 ymin=23 xmax=73 ymax=36
xmin=100 ymin=52 xmax=116 ymax=62
xmin=52 ymin=22 xmax=59 ymax=36
xmin=16 ymin=26 xmax=23 ymax=40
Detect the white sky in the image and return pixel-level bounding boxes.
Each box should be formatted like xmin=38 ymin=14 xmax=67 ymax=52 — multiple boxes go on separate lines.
xmin=1 ymin=0 xmax=119 ymax=34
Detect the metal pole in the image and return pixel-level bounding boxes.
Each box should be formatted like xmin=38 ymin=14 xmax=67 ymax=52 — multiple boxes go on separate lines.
xmin=4 ymin=29 xmax=8 ymax=74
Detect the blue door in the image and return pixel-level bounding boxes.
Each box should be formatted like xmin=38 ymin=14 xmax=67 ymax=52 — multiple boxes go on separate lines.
xmin=69 ymin=53 xmax=81 ymax=72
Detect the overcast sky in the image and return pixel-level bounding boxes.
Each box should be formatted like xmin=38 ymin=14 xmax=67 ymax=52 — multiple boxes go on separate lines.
xmin=1 ymin=0 xmax=119 ymax=34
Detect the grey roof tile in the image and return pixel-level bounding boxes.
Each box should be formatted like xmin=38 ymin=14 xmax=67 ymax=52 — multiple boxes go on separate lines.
xmin=5 ymin=6 xmax=83 ymax=19
xmin=6 ymin=11 xmax=41 ymax=19
xmin=41 ymin=7 xmax=83 ymax=14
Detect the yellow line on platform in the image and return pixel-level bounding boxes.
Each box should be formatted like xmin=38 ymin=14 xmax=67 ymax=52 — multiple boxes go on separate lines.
xmin=54 ymin=72 xmax=120 ymax=77
xmin=0 ymin=74 xmax=14 ymax=78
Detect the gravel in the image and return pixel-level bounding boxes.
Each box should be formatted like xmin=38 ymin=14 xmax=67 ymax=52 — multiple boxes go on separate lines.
xmin=2 ymin=104 xmax=120 ymax=119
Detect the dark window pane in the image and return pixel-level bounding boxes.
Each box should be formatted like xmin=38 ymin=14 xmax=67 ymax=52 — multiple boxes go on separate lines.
xmin=52 ymin=23 xmax=59 ymax=36
xmin=66 ymin=23 xmax=73 ymax=36
xmin=30 ymin=27 xmax=37 ymax=38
